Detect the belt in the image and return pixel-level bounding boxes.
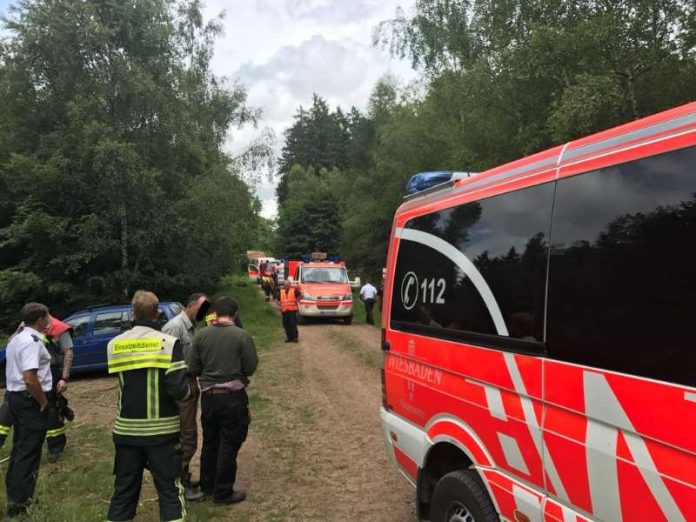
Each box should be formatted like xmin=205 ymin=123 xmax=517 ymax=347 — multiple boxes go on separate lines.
xmin=202 ymin=388 xmax=244 ymax=395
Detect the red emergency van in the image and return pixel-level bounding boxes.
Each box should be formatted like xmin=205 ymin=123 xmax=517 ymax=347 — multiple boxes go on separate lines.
xmin=380 ymin=102 xmax=696 ymax=522
xmin=288 ymin=253 xmax=354 ymax=324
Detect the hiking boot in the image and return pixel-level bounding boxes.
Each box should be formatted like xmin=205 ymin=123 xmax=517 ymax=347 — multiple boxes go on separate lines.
xmin=213 ymin=490 xmax=246 ymax=504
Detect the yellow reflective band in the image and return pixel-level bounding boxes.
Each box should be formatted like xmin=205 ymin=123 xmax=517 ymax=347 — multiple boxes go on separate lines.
xmin=47 ymin=426 xmax=67 ymax=437
xmin=108 ymin=354 xmax=172 ymax=374
xmin=116 ymin=415 xmax=179 ymax=426
xmin=112 ymin=338 xmax=162 ymax=354
xmin=205 ymin=313 xmax=217 ymax=325
xmin=166 ymin=360 xmax=187 ymax=374
xmin=0 ymin=425 xmax=11 ymax=435
xmin=113 ymin=425 xmax=180 ymax=436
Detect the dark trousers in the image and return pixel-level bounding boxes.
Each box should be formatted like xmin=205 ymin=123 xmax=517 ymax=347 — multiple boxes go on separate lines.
xmin=107 ymin=440 xmax=184 ymax=522
xmin=5 ymin=392 xmax=49 ymax=515
xmin=200 ymin=391 xmax=250 ymax=501
xmin=282 ymin=311 xmax=298 ymax=341
xmin=46 ymin=368 xmax=67 ymax=455
xmin=178 ymin=376 xmax=200 ymax=485
xmin=364 ymin=298 xmax=375 ymax=324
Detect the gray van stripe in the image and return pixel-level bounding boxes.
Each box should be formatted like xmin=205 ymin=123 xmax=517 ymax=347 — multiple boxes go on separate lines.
xmin=564 ymin=112 xmax=696 ymax=161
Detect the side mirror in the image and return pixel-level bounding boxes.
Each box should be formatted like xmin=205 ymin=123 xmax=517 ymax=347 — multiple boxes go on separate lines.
xmin=350 ymin=277 xmax=361 ymax=289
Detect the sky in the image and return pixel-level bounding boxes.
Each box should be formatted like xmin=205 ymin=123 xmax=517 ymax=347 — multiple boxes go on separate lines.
xmin=202 ymin=0 xmax=417 ymax=218
xmin=0 ymin=0 xmax=418 ymax=218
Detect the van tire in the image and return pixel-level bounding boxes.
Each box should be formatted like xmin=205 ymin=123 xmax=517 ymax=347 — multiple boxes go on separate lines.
xmin=430 ymin=470 xmax=498 ymax=522
xmin=343 ymin=316 xmax=352 ymax=325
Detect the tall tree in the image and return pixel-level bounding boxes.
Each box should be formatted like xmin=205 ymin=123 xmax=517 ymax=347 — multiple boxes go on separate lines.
xmin=0 ymin=0 xmax=260 ymax=327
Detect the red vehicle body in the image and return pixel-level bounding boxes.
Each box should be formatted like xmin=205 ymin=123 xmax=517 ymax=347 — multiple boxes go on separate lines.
xmin=381 ymin=102 xmax=696 ymax=522
xmin=288 ymin=257 xmax=353 ymax=324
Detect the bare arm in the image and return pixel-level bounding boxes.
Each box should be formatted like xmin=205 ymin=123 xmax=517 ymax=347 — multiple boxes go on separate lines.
xmin=22 ymin=370 xmax=48 ymax=410
xmin=62 ymin=348 xmax=74 ymax=379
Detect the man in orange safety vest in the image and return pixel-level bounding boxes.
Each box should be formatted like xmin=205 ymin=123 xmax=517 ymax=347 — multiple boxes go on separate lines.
xmin=279 ymin=279 xmax=299 ymax=343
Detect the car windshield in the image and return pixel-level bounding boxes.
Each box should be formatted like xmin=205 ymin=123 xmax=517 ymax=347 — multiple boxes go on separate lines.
xmin=301 ymin=267 xmax=348 ymax=284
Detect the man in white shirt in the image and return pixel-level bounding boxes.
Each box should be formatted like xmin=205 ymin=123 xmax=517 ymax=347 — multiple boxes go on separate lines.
xmin=4 ymin=302 xmax=53 ymax=518
xmin=359 ymin=281 xmax=378 ymax=325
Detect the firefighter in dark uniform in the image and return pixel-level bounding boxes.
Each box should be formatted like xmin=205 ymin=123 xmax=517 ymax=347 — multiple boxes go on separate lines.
xmin=4 ymin=303 xmax=54 ymax=518
xmin=106 ymin=290 xmax=192 ymax=522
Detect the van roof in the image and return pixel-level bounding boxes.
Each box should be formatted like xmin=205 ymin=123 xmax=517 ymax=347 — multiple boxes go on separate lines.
xmin=398 ymin=101 xmax=696 ymax=216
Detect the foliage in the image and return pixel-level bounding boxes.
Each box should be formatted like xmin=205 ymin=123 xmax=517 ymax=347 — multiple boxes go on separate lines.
xmin=277 ymin=0 xmax=695 ymax=280
xmin=0 ymin=0 xmax=266 ymax=328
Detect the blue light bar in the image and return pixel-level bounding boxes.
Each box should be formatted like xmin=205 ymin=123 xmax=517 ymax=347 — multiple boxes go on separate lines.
xmin=405 ymin=171 xmax=476 ymax=195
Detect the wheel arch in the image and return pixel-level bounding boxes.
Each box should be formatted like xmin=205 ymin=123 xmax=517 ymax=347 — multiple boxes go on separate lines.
xmin=418 ymin=416 xmax=495 ymax=521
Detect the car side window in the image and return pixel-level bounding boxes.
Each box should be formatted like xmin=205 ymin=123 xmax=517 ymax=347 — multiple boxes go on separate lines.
xmin=547 ymin=145 xmax=696 ymax=387
xmin=390 ymin=182 xmax=555 ymax=353
xmin=93 ymin=311 xmax=125 ymax=336
xmin=66 ymin=315 xmax=90 ymax=338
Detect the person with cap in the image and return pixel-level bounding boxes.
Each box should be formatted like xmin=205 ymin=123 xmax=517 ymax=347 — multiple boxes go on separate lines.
xmin=162 ymin=293 xmax=210 ymax=501
xmin=4 ymin=302 xmax=54 ymax=517
xmin=106 ymin=290 xmax=192 ymax=522
xmin=280 ymin=278 xmax=299 ymax=343
xmin=188 ymin=297 xmax=258 ymax=504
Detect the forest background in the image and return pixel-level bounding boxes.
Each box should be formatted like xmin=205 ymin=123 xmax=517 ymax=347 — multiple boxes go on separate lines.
xmin=1 ymin=0 xmax=695 ymax=328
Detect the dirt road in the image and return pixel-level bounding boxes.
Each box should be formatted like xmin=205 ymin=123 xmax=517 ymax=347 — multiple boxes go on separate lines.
xmin=68 ymin=320 xmax=416 ymax=521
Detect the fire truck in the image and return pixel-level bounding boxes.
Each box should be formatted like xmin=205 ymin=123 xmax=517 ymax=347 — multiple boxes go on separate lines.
xmin=380 ymin=102 xmax=696 ymax=521
xmin=288 ymin=253 xmax=353 ymax=324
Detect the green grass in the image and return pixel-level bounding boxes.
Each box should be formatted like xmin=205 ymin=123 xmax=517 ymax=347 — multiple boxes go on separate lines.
xmin=214 ymin=275 xmax=283 ymax=349
xmin=350 ymin=290 xmax=382 ymax=329
xmin=0 ymin=425 xmax=234 ymax=521
xmin=0 ymin=275 xmax=282 ymax=521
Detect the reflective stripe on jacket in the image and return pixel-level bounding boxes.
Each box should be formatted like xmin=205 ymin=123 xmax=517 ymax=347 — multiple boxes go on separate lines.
xmin=107 ymin=325 xmax=189 ymax=443
xmin=280 ymin=288 xmax=299 ymax=312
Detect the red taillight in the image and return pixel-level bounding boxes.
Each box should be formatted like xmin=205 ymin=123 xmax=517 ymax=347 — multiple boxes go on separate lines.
xmin=381 ymin=328 xmax=391 ymax=409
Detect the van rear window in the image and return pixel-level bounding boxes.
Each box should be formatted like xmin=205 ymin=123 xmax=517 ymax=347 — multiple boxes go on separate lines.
xmin=390 ymin=182 xmax=554 ymax=351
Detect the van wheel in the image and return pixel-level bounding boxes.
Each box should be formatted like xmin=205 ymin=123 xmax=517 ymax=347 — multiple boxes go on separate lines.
xmin=431 ymin=470 xmax=498 ymax=522
xmin=343 ymin=316 xmax=352 ymax=325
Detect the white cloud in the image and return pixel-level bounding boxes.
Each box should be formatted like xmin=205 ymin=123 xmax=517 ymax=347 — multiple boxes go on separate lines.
xmin=202 ymin=0 xmax=417 ymax=218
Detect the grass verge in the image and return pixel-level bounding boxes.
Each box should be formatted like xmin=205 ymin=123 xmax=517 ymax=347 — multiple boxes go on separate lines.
xmin=350 ymin=290 xmax=382 ymax=329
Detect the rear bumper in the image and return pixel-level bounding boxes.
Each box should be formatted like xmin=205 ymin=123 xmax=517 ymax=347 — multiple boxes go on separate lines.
xmin=298 ymin=301 xmax=353 ymax=317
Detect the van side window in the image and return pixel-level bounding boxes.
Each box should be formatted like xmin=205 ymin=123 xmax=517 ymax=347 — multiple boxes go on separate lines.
xmin=390 ymin=182 xmax=554 ymax=352
xmin=547 ymin=146 xmax=696 ymax=387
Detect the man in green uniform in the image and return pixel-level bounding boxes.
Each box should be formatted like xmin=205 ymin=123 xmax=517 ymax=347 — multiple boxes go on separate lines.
xmin=106 ymin=290 xmax=192 ymax=522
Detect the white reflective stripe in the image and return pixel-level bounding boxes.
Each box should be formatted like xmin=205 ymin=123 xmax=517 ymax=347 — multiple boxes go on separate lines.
xmin=396 ymin=227 xmax=508 ymax=335
xmin=584 ymin=372 xmax=685 ymax=522
xmin=512 ymin=484 xmax=543 ymax=522
xmin=484 ymin=384 xmax=507 ymax=421
xmin=380 ymin=408 xmax=429 ymax=467
xmin=504 ymin=353 xmax=568 ymax=500
xmin=585 ymin=418 xmax=621 ymax=521
xmin=685 ymin=392 xmax=696 ymax=403
xmin=561 ymin=506 xmax=577 ymax=522
xmin=498 ymin=432 xmax=529 ymax=475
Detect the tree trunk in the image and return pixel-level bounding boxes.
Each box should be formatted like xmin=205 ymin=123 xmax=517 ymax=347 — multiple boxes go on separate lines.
xmin=120 ymin=204 xmax=129 ymax=297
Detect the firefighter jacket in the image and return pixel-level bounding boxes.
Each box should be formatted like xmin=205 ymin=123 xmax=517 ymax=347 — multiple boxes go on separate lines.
xmin=280 ymin=288 xmax=299 ymax=312
xmin=107 ymin=320 xmax=191 ymax=446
